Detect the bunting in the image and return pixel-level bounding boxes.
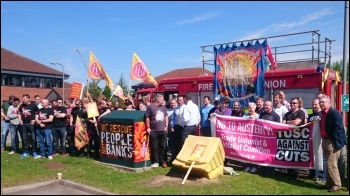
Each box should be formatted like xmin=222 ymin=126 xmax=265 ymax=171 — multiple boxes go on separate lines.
xmin=89 ymin=51 xmax=114 ymax=90
xmin=130 ymin=52 xmax=158 ymax=87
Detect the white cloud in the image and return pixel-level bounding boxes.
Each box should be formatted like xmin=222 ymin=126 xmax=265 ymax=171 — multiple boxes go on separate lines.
xmin=176 ymin=12 xmax=221 ymax=24
xmin=236 ymin=7 xmax=333 ymax=41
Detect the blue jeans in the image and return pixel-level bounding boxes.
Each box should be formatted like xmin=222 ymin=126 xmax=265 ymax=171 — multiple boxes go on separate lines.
xmin=1 ymin=121 xmax=10 ymax=150
xmin=9 ymin=124 xmax=22 ymax=152
xmin=36 ymin=129 xmax=53 ymax=156
xmin=52 ymin=126 xmax=67 ymax=154
xmin=22 ymin=123 xmax=36 ymax=153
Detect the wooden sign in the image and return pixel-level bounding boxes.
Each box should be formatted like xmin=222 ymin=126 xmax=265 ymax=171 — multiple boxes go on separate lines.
xmin=70 ymin=82 xmax=84 ymax=99
xmin=86 ymin=102 xmax=99 ymax=118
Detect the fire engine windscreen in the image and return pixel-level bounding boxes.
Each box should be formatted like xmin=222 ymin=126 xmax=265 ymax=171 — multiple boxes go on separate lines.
xmin=213 ymin=39 xmax=269 ymax=107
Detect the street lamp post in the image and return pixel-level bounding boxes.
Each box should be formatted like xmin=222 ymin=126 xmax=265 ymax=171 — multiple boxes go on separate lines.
xmin=50 ymin=62 xmax=65 ymax=102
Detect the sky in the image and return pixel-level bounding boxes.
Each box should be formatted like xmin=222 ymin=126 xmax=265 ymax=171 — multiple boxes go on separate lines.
xmin=1 ymin=1 xmax=348 ymax=89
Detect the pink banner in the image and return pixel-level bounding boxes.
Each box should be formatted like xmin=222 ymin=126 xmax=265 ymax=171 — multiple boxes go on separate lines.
xmin=211 ymin=115 xmax=318 ymax=169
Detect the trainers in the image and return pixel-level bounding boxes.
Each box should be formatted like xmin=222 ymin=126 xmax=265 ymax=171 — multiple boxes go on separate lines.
xmin=62 ymin=153 xmax=68 ymax=157
xmin=48 ymin=156 xmax=53 ymax=160
xmin=34 ymin=155 xmax=42 ymax=159
xmin=52 ymin=152 xmax=58 ymax=156
xmin=244 ymin=167 xmax=251 ymax=172
xmin=8 ymin=151 xmax=15 ymax=155
xmin=20 ymin=152 xmax=29 ymax=158
xmin=151 ymin=163 xmax=159 ymax=168
xmin=250 ymin=167 xmax=257 ymax=173
xmin=315 ymin=179 xmax=326 ymax=185
xmin=33 ymin=152 xmax=38 ymax=157
xmin=162 ymin=163 xmax=168 ymax=168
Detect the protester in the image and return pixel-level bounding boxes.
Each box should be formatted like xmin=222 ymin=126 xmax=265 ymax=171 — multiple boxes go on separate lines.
xmin=231 ymin=101 xmax=244 ymax=117
xmin=138 ymin=101 xmax=147 ymax=111
xmin=273 ymin=94 xmax=288 ymax=122
xmin=174 ymin=95 xmax=186 ymax=161
xmin=34 ymin=99 xmax=54 ymax=160
xmin=283 ymin=97 xmax=306 ymax=180
xmin=319 ymin=95 xmax=346 ymax=192
xmin=242 ymin=102 xmax=260 ymax=173
xmin=279 ymin=91 xmax=291 ymax=110
xmin=7 ymin=97 xmax=22 ymax=154
xmin=68 ymin=99 xmax=84 ymax=155
xmin=298 ymin=97 xmax=309 ymax=124
xmin=182 ymin=94 xmax=200 ymax=143
xmin=167 ymin=98 xmax=178 ymax=164
xmin=1 ymin=95 xmax=15 ymax=152
xmin=145 ymin=94 xmax=168 ymax=168
xmin=308 ymin=97 xmax=327 ymax=185
xmin=18 ymin=94 xmax=39 ymax=158
xmin=208 ymin=100 xmax=219 ymax=121
xmin=255 ymin=97 xmax=264 ymax=115
xmin=214 ymin=97 xmax=232 ymax=116
xmin=34 ymin=95 xmax=43 ymax=109
xmin=199 ymin=96 xmax=214 ymax=137
xmin=259 ymin=101 xmax=280 ymax=176
xmin=51 ymin=98 xmax=68 ymax=156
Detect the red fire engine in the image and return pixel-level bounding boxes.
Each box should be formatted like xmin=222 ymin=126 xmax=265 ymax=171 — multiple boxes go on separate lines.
xmin=135 ymin=30 xmax=344 ymax=112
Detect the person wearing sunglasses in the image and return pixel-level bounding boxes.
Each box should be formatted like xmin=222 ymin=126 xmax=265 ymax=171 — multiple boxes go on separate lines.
xmin=282 ymin=97 xmax=306 ymax=181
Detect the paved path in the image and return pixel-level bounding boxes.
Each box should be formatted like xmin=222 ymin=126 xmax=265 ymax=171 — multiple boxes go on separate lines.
xmin=1 ymin=179 xmax=115 ymax=195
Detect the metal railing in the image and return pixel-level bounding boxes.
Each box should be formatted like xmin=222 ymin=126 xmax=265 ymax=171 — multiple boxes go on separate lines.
xmin=200 ymin=30 xmax=335 ymax=72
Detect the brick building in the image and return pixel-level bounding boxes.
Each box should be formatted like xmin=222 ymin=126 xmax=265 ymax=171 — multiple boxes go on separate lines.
xmin=1 ymin=47 xmax=70 ymax=103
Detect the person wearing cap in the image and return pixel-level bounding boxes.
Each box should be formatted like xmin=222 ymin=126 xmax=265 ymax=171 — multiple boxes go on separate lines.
xmin=1 ymin=95 xmax=15 ymax=152
xmin=214 ymin=97 xmax=232 ymax=116
xmin=124 ymin=100 xmax=135 ymax=110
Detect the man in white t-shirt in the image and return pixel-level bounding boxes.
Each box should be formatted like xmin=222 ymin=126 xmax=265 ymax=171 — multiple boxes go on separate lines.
xmin=273 ymin=94 xmax=288 ymax=122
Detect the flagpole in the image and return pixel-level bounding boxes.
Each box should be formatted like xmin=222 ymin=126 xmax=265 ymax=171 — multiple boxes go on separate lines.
xmin=76 ymin=49 xmax=90 ymax=94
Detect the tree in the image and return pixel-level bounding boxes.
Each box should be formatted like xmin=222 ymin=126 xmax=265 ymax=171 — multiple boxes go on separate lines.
xmin=83 ymin=79 xmax=102 ymax=99
xmin=102 ymin=85 xmax=112 ymax=100
xmin=116 ymin=73 xmax=129 ymax=96
xmin=331 ymin=59 xmax=349 ymax=81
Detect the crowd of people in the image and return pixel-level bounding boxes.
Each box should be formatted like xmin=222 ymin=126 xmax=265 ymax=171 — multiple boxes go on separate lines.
xmin=1 ymin=90 xmax=347 ymax=192
xmin=0 ymin=93 xmax=146 ymax=160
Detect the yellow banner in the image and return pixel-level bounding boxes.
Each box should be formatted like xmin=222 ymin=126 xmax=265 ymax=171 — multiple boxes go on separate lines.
xmin=74 ymin=117 xmax=89 ymax=150
xmin=89 ymin=51 xmax=114 ymax=90
xmin=130 ymin=52 xmax=158 ymax=87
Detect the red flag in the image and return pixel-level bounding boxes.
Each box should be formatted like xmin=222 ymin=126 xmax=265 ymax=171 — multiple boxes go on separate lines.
xmin=266 ymin=45 xmax=277 ymax=70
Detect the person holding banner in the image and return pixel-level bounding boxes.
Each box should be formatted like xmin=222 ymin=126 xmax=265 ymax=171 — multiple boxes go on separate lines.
xmin=283 ymin=97 xmax=306 ymax=180
xmin=319 ymin=95 xmax=346 ymax=192
xmin=259 ymin=101 xmax=280 ymax=176
xmin=68 ymin=99 xmax=84 ymax=155
xmin=242 ymin=102 xmax=260 ymax=173
xmin=308 ymin=97 xmax=327 ymax=185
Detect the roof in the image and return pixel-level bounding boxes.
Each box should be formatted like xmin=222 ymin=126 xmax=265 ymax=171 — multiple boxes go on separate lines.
xmin=1 ymin=86 xmax=52 ymax=102
xmin=132 ymin=67 xmax=212 ymax=88
xmin=274 ymin=60 xmax=320 ymax=71
xmin=100 ymin=110 xmax=146 ymax=123
xmin=1 ymin=47 xmax=69 ymax=77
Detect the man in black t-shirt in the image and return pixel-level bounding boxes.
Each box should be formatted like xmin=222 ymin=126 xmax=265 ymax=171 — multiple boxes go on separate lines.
xmin=259 ymin=101 xmax=280 ymax=176
xmin=51 ymin=98 xmax=67 ymax=156
xmin=231 ymin=101 xmax=244 ymax=117
xmin=282 ymin=97 xmax=305 ymax=180
xmin=18 ymin=94 xmax=39 ymax=158
xmin=34 ymin=99 xmax=54 ymax=159
xmin=259 ymin=101 xmax=280 ymax=123
xmin=255 ymin=97 xmax=265 ymax=115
